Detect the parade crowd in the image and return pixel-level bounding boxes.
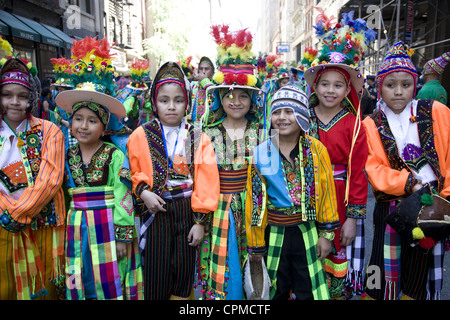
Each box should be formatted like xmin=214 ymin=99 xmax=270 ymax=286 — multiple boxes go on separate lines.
xmin=0 ymin=8 xmax=449 ymax=301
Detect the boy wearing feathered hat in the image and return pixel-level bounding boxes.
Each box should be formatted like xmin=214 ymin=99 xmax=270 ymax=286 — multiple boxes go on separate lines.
xmin=363 ymin=41 xmax=450 ymax=300
xmin=303 ymin=8 xmax=374 ymax=299
xmin=416 ymin=52 xmax=449 ymax=104
xmin=245 ymin=83 xmax=339 ymax=300
xmin=127 ymin=61 xmax=220 ymax=300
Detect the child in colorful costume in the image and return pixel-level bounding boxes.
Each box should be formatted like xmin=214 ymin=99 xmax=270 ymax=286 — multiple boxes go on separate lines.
xmin=416 ymin=52 xmax=449 ymax=105
xmin=189 ymin=56 xmax=215 ymax=122
xmin=0 ymin=49 xmax=66 ymax=299
xmin=198 ymin=25 xmax=262 ymax=300
xmin=304 ymin=8 xmax=375 ymax=299
xmin=363 ymin=41 xmax=450 ymax=300
xmin=245 ymin=82 xmax=339 ymax=300
xmin=56 ymin=36 xmax=143 ymax=300
xmin=49 ymin=56 xmax=77 ymax=153
xmin=127 ymin=61 xmax=220 ymax=300
xmin=116 ymin=59 xmax=152 ymax=129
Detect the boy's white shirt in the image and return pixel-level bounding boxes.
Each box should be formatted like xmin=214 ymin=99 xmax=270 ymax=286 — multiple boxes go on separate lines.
xmin=159 ymin=117 xmax=193 ymax=188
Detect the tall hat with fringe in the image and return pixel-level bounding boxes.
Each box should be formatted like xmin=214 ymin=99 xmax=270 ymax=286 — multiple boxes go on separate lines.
xmin=305 ymin=8 xmax=377 ymax=112
xmin=56 ymin=36 xmax=125 ymax=118
xmin=422 ymin=52 xmax=450 ymax=76
xmin=50 ymin=56 xmax=74 ymax=88
xmin=376 ymin=41 xmax=418 ymax=99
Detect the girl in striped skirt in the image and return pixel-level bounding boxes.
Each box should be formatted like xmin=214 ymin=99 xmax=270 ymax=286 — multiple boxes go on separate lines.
xmin=56 ymin=36 xmax=143 ymax=300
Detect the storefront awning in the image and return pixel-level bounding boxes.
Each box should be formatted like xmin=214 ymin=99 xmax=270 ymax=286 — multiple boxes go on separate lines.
xmin=41 ymin=24 xmax=73 ymax=50
xmin=0 ymin=19 xmax=8 ymax=36
xmin=13 ymin=14 xmax=63 ymax=48
xmin=0 ymin=10 xmax=39 ymax=42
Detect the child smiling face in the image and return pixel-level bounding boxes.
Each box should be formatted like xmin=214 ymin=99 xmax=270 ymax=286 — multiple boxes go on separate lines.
xmin=313 ymin=70 xmax=351 ymax=109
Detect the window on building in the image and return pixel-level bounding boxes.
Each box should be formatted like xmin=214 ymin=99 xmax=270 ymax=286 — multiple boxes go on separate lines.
xmin=67 ymin=0 xmax=92 ymax=15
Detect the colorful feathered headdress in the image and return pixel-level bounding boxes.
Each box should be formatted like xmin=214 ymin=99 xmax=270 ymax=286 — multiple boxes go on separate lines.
xmin=0 ymin=36 xmax=13 ymax=58
xmin=69 ymin=36 xmax=117 ymax=96
xmin=304 ymin=8 xmax=376 ymax=95
xmin=50 ymin=56 xmax=74 ymax=88
xmin=128 ymin=59 xmax=151 ymax=88
xmin=298 ymin=47 xmax=319 ymax=72
xmin=209 ymin=24 xmax=259 ymax=89
xmin=178 ymin=56 xmax=195 ymax=79
xmin=56 ymin=36 xmax=126 ymax=119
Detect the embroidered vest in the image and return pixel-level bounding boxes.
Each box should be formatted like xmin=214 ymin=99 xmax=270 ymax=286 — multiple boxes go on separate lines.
xmin=371 ymin=99 xmax=444 ymax=202
xmin=134 ymin=119 xmax=201 ymax=215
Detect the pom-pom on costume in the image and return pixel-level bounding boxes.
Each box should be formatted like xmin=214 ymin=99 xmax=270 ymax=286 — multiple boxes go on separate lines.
xmin=56 ymin=36 xmax=143 ymax=300
xmin=363 ymin=41 xmax=450 ymax=300
xmin=304 ymin=8 xmax=375 ymax=299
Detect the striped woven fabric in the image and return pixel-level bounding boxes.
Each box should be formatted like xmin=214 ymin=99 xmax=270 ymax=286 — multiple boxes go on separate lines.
xmin=66 ymin=186 xmax=122 ymax=300
xmin=267 ymin=209 xmax=304 ymax=226
xmin=219 ymin=168 xmax=248 ymax=194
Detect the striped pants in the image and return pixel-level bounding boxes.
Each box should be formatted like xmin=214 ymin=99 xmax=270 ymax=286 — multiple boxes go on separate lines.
xmin=141 ymin=197 xmax=196 ymax=300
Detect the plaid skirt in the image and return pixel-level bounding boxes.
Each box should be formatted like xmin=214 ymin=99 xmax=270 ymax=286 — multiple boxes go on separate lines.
xmin=65 ymin=186 xmax=143 ymax=300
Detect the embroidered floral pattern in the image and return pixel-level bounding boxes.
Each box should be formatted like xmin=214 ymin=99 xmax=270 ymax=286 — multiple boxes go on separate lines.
xmin=120 ymin=190 xmax=133 ymax=216
xmin=67 ymin=143 xmax=116 ymax=187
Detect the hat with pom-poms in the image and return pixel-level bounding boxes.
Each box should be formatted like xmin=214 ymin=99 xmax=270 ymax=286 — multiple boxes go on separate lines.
xmin=376 ymin=41 xmax=418 ymax=98
xmin=305 ymin=8 xmax=376 ymax=119
xmin=304 ymin=8 xmax=377 ymax=95
xmin=209 ymin=24 xmax=260 ymax=91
